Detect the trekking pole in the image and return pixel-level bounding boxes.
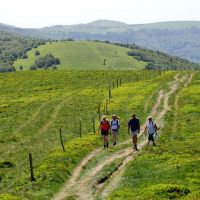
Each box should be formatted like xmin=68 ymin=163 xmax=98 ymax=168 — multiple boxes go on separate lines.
xmin=59 ymin=128 xmax=65 ymax=152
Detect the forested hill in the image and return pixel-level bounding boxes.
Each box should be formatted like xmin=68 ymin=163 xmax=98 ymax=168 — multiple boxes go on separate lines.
xmin=0 ymin=31 xmax=45 ymax=72
xmin=1 ymin=20 xmax=200 ymax=63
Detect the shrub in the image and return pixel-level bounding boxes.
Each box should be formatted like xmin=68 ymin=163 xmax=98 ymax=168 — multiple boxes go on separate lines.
xmin=35 ymin=50 xmax=40 ymax=56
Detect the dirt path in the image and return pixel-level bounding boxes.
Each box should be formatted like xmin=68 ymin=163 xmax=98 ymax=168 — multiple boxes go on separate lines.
xmin=99 ymin=74 xmax=190 ymax=199
xmin=173 ymin=74 xmax=193 ymax=133
xmin=52 ymin=74 xmax=190 ymax=200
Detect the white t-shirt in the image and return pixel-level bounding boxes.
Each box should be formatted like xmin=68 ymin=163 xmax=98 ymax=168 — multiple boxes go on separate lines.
xmin=146 ymin=121 xmax=156 ymax=134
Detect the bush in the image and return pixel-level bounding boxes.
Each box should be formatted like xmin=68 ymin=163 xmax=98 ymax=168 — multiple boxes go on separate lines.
xmin=35 ymin=50 xmax=40 ymax=56
xmin=30 ymin=65 xmax=37 ymax=70
xmin=0 ymin=66 xmax=16 ymax=73
xmin=34 ymin=54 xmax=60 ymax=69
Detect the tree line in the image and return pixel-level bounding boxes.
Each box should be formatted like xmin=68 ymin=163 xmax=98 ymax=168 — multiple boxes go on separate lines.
xmin=0 ymin=31 xmax=45 ymax=72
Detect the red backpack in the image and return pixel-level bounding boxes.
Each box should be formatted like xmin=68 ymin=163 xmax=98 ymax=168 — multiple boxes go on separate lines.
xmin=100 ymin=120 xmax=110 ymax=131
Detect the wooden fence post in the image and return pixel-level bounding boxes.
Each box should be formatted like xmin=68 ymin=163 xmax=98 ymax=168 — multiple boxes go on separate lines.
xmin=119 ymin=78 xmax=122 ymax=86
xmin=98 ymin=103 xmax=101 ymax=122
xmin=29 ymin=153 xmax=35 ymax=182
xmin=93 ymin=118 xmax=95 ymax=133
xmin=117 ymin=79 xmax=119 ymax=88
xmin=106 ymin=99 xmax=108 ymax=114
xmin=108 ymin=83 xmax=111 ymax=103
xmin=112 ymin=82 xmax=115 ymax=89
xmin=79 ymin=120 xmax=82 ymax=137
xmin=59 ymin=128 xmax=65 ymax=152
xmin=136 ymin=74 xmax=139 ymax=82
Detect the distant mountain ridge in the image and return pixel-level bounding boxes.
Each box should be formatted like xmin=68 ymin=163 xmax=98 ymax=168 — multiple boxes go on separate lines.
xmin=1 ymin=20 xmax=200 ymax=63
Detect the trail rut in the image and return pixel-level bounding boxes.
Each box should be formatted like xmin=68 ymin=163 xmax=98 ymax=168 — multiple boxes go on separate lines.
xmin=52 ymin=74 xmax=190 ymax=200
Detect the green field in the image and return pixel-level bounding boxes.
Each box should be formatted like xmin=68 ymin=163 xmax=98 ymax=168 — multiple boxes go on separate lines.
xmin=0 ymin=70 xmax=164 ymax=199
xmin=109 ymin=73 xmax=200 ymax=200
xmin=14 ymin=41 xmax=146 ymax=70
xmin=0 ymin=69 xmax=199 ymax=200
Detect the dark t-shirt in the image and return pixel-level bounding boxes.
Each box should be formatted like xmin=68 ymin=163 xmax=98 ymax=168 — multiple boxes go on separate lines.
xmin=128 ymin=118 xmax=140 ymax=132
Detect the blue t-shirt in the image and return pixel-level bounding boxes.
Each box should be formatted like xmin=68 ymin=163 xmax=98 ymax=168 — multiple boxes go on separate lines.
xmin=128 ymin=118 xmax=140 ymax=131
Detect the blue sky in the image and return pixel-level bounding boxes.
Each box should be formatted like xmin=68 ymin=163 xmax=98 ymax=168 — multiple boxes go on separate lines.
xmin=0 ymin=0 xmax=199 ymax=28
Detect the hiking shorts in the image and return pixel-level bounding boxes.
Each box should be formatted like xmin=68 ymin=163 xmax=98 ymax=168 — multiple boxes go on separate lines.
xmin=112 ymin=129 xmax=118 ymax=135
xmin=148 ymin=133 xmax=154 ymax=141
xmin=101 ymin=130 xmax=109 ymax=136
xmin=130 ymin=129 xmax=139 ymax=137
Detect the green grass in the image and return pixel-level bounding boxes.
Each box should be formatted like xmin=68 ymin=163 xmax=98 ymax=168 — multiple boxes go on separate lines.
xmin=14 ymin=41 xmax=146 ymax=70
xmin=109 ymin=72 xmax=200 ymax=200
xmin=0 ymin=70 xmax=173 ymax=199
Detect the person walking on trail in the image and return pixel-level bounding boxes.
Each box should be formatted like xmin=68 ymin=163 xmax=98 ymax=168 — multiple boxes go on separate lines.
xmin=111 ymin=114 xmax=120 ymax=146
xmin=98 ymin=115 xmax=111 ymax=148
xmin=145 ymin=116 xmax=158 ymax=146
xmin=128 ymin=114 xmax=140 ymax=150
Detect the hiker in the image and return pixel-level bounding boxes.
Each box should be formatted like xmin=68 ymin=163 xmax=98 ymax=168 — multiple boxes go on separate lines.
xmin=144 ymin=116 xmax=157 ymax=146
xmin=98 ymin=115 xmax=111 ymax=148
xmin=110 ymin=114 xmax=120 ymax=146
xmin=128 ymin=114 xmax=140 ymax=150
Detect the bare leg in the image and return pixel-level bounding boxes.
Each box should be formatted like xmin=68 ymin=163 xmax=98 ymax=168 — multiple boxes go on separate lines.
xmin=132 ymin=135 xmax=138 ymax=150
xmin=104 ymin=135 xmax=109 ymax=148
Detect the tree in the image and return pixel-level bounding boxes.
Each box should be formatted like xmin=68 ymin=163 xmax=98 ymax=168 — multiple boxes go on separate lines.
xmin=35 ymin=50 xmax=40 ymax=56
xmin=30 ymin=65 xmax=37 ymax=70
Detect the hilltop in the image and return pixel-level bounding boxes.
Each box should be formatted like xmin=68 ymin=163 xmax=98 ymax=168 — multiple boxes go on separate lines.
xmin=1 ymin=20 xmax=200 ymax=63
xmin=13 ymin=40 xmax=199 ymax=71
xmin=14 ymin=41 xmax=146 ymax=70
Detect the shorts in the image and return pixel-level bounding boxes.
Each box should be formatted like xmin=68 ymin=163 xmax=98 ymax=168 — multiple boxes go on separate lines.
xmin=101 ymin=130 xmax=109 ymax=136
xmin=130 ymin=129 xmax=139 ymax=136
xmin=112 ymin=129 xmax=118 ymax=135
xmin=148 ymin=133 xmax=154 ymax=141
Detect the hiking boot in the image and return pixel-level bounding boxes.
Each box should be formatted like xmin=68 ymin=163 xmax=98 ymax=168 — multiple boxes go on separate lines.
xmin=103 ymin=145 xmax=106 ymax=149
xmin=134 ymin=145 xmax=139 ymax=151
xmin=113 ymin=142 xmax=116 ymax=146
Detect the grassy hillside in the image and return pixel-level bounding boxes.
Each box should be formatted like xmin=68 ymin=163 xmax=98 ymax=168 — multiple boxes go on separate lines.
xmin=14 ymin=41 xmax=146 ymax=70
xmin=0 ymin=70 xmax=169 ymax=199
xmin=109 ymin=73 xmax=200 ymax=199
xmin=0 ymin=31 xmax=45 ymax=71
xmin=2 ymin=20 xmax=200 ymax=63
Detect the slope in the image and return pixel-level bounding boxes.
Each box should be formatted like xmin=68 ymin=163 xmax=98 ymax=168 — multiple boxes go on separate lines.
xmin=52 ymin=73 xmax=189 ymax=200
xmin=0 ymin=30 xmax=45 ymax=71
xmin=2 ymin=20 xmax=200 ymax=63
xmin=108 ymin=73 xmax=200 ymax=200
xmin=14 ymin=41 xmax=146 ymax=70
xmin=0 ymin=70 xmax=161 ymax=200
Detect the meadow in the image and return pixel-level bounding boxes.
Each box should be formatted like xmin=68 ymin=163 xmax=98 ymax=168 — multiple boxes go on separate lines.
xmin=14 ymin=41 xmax=146 ymax=71
xmin=0 ymin=70 xmax=167 ymax=199
xmin=109 ymin=72 xmax=200 ymax=200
